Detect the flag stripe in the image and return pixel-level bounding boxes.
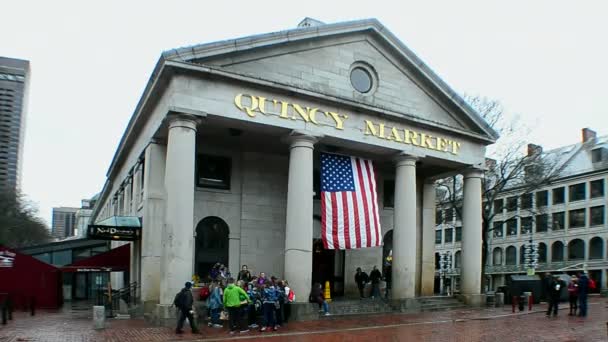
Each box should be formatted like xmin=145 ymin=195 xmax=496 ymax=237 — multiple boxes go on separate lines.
xmin=351 ymin=191 xmax=362 ymax=249
xmin=321 ymin=192 xmax=329 ymax=249
xmin=355 ymin=158 xmax=372 ymax=248
xmin=341 ymin=192 xmax=351 ymax=249
xmin=365 ymin=159 xmax=381 ymax=245
xmin=330 ymin=192 xmax=339 ymax=249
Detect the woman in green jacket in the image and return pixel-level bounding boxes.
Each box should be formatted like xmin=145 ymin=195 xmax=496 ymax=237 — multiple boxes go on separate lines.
xmin=223 ymin=278 xmax=251 ymax=334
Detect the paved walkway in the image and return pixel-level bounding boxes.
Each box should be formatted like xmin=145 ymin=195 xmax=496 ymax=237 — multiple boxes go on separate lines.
xmin=1 ymin=298 xmax=607 ymax=341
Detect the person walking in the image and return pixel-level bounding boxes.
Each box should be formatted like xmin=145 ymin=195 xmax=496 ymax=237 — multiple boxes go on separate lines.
xmin=567 ymin=276 xmax=579 ymax=316
xmin=174 ymin=281 xmax=199 ymax=334
xmin=383 ymin=264 xmax=392 ymax=299
xmin=223 ymin=278 xmax=251 ymax=334
xmin=354 ymin=267 xmax=368 ymax=299
xmin=369 ymin=266 xmax=382 ymax=299
xmin=207 ymin=281 xmax=223 ymax=328
xmin=577 ymin=272 xmax=590 ymax=317
xmin=546 ymin=276 xmax=563 ymax=317
xmin=309 ymin=282 xmax=330 ymax=316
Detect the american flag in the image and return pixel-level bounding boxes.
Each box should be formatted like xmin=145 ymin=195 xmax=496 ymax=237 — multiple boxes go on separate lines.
xmin=320 ymin=152 xmax=382 ymax=249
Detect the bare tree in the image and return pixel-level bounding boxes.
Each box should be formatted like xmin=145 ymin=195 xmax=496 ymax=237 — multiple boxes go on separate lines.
xmin=0 ymin=189 xmax=51 ymax=248
xmin=436 ymin=95 xmax=562 ymax=291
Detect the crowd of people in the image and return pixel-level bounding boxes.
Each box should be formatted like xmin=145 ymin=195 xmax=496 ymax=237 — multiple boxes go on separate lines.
xmin=546 ymin=271 xmax=595 ymax=318
xmin=354 ymin=264 xmax=392 ymax=300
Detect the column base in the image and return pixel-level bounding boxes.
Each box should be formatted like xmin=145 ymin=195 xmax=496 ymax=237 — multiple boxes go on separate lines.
xmin=150 ymin=304 xmax=178 ymax=327
xmin=459 ymin=294 xmax=486 ymax=307
xmin=390 ymin=298 xmax=422 ymax=313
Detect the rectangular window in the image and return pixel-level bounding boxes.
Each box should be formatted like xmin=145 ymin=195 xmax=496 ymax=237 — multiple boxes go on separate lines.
xmin=568 ymin=208 xmax=586 ymax=228
xmin=493 ymin=221 xmax=503 ymax=238
xmin=506 ymin=219 xmax=517 ymax=236
xmin=552 ymin=187 xmax=565 ymax=205
xmin=536 ymin=190 xmax=548 ymax=208
xmin=444 ymin=228 xmax=453 ymax=243
xmin=506 ymin=196 xmax=518 ymax=212
xmin=455 ymin=227 xmax=462 ymax=242
xmin=520 ymin=217 xmax=533 ymax=234
xmin=383 ymin=179 xmax=394 ymax=208
xmin=196 ymin=155 xmax=232 ymax=190
xmin=592 ymin=148 xmax=603 ymax=163
xmin=435 ymin=230 xmax=442 ymax=244
xmin=494 ymin=199 xmax=504 ymax=213
xmin=590 ymin=179 xmax=605 ymax=198
xmin=552 ymin=212 xmax=565 ymax=230
xmin=445 ymin=208 xmax=454 ymax=222
xmin=435 ymin=209 xmax=443 ymax=224
xmin=590 ymin=206 xmax=605 ymax=226
xmin=520 ymin=193 xmax=532 ymax=210
xmin=569 ymin=183 xmax=586 ymax=202
xmin=535 ymin=214 xmax=548 ymax=233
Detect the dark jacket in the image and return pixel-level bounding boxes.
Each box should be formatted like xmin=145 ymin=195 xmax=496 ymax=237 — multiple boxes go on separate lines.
xmin=370 ymin=269 xmax=382 ymax=284
xmin=355 ymin=271 xmax=368 ymax=285
xmin=176 ymin=288 xmax=194 ymax=310
xmin=548 ymin=279 xmax=563 ymax=300
xmin=309 ymin=286 xmax=324 ymax=305
xmin=237 ymin=270 xmax=252 ymax=282
xmin=578 ymin=274 xmax=589 ymax=295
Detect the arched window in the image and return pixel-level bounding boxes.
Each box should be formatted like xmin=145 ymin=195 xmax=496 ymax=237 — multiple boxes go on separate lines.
xmin=552 ymin=241 xmax=564 ymax=261
xmin=538 ymin=242 xmax=547 ymax=263
xmin=505 ymin=246 xmax=517 ymax=265
xmin=383 ymin=230 xmax=393 ymax=264
xmin=435 ymin=252 xmax=441 ymax=270
xmin=195 ymin=216 xmax=230 ymax=278
xmin=493 ymin=247 xmax=503 ymax=266
xmin=568 ymin=239 xmax=585 ymax=260
xmin=589 ymin=237 xmax=604 ymax=259
xmin=454 ymin=251 xmax=461 ymax=268
xmin=520 ymin=245 xmax=526 ymax=265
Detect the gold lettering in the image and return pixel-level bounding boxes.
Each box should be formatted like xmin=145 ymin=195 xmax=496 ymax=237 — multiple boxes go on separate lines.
xmin=234 ymin=94 xmax=258 ymax=118
xmin=404 ymin=130 xmax=419 ymax=146
xmin=364 ymin=120 xmax=379 ymax=136
xmin=436 ymin=137 xmax=448 ymax=151
xmin=420 ymin=133 xmax=434 ymax=149
xmin=325 ymin=111 xmax=345 ymax=130
xmin=257 ymin=97 xmax=267 ymax=114
xmin=451 ymin=141 xmax=461 ymax=155
xmin=308 ymin=108 xmax=320 ymax=125
xmin=386 ymin=127 xmax=403 ymax=142
xmin=291 ymin=104 xmax=311 ymax=122
xmin=378 ymin=123 xmax=385 ymax=139
xmin=273 ymin=100 xmax=289 ymax=119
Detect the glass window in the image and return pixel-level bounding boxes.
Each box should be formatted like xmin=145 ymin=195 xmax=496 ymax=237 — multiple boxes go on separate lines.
xmin=435 ymin=230 xmax=442 ymax=244
xmin=455 ymin=227 xmax=462 ymax=242
xmin=568 ymin=209 xmax=586 ymax=228
xmin=52 ymin=250 xmax=73 ymax=266
xmin=383 ymin=179 xmax=394 ymax=208
xmin=590 ymin=206 xmax=605 ymax=226
xmin=553 ymin=187 xmax=565 ymax=205
xmin=444 ymin=228 xmax=453 ymax=243
xmin=552 ymin=242 xmax=564 ymax=261
xmin=552 ymin=212 xmax=565 ymax=230
xmin=569 ymin=183 xmax=586 ymax=202
xmin=505 ymin=246 xmax=517 ymax=265
xmin=521 ymin=194 xmax=532 ymax=210
xmin=445 ymin=208 xmax=454 ymax=222
xmin=535 ymin=214 xmax=548 ymax=233
xmin=536 ymin=191 xmax=548 ymax=208
xmin=590 ymin=179 xmax=604 ymax=198
xmin=494 ymin=199 xmax=504 ymax=213
xmin=538 ymin=243 xmax=547 ymax=263
xmin=506 ymin=219 xmax=517 ymax=236
xmin=591 ymin=148 xmax=603 ymax=163
xmin=350 ymin=67 xmax=373 ymax=93
xmin=493 ymin=221 xmax=504 ymax=238
xmin=196 ymin=155 xmax=232 ymax=190
xmin=435 ymin=209 xmax=443 ymax=224
xmin=506 ymin=196 xmax=518 ymax=212
xmin=520 ymin=217 xmax=532 ymax=234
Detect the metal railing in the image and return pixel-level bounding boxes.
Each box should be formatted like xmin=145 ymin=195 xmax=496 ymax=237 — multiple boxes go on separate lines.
xmin=95 ymin=282 xmax=139 ymax=317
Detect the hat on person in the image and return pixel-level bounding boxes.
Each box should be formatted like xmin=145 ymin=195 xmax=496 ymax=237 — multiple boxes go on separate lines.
xmin=185 ymin=281 xmax=193 ymax=289
xmin=571 ymin=275 xmax=577 ymax=280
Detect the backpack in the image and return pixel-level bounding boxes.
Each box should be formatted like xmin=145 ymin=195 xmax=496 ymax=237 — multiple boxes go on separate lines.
xmin=589 ymin=278 xmax=597 ymax=290
xmin=288 ymin=289 xmax=295 ymax=302
xmin=200 ymin=286 xmax=211 ymax=301
xmin=173 ymin=290 xmax=185 ymax=309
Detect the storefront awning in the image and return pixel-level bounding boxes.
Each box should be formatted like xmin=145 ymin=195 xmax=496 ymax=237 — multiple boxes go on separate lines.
xmin=60 ymin=244 xmax=130 ymax=272
xmin=87 ymin=216 xmax=142 ymax=241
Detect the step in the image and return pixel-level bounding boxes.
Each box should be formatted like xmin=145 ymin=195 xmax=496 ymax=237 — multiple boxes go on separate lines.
xmin=114 ymin=313 xmax=132 ymax=320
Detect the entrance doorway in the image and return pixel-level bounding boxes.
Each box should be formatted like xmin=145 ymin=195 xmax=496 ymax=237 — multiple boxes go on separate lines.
xmin=312 ymin=239 xmax=345 ymax=297
xmin=195 ymin=217 xmax=229 ymax=280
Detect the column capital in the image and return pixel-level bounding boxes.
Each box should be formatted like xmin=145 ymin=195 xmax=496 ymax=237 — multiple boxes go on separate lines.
xmin=394 ymin=153 xmax=417 ymax=167
xmin=462 ymin=168 xmax=484 ymax=179
xmin=166 ymin=112 xmax=202 ymax=131
xmin=283 ymin=130 xmax=323 ymax=149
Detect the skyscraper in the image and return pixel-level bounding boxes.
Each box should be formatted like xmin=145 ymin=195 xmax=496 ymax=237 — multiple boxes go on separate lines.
xmin=0 ymin=56 xmax=30 ymax=191
xmin=51 ymin=207 xmax=79 ymax=239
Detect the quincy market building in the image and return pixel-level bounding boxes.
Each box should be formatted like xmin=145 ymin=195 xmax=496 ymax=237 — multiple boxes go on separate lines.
xmin=90 ymin=18 xmax=498 ymax=319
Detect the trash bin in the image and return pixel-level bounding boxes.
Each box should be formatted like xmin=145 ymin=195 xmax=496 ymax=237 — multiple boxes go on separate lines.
xmin=505 ymin=275 xmax=542 ymax=304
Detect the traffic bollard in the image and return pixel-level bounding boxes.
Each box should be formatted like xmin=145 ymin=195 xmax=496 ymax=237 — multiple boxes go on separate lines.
xmin=528 ymin=294 xmax=533 ymax=311
xmin=512 ymin=296 xmax=516 ymax=313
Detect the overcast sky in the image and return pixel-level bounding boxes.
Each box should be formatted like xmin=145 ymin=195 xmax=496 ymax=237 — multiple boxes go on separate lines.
xmin=2 ymin=0 xmax=607 ymax=225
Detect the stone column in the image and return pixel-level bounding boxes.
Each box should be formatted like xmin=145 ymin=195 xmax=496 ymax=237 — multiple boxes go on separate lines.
xmin=460 ymin=169 xmax=484 ymax=305
xmin=392 ymin=155 xmax=418 ymax=299
xmin=420 ymin=180 xmax=436 ymax=296
xmin=601 ymin=269 xmax=607 ymax=291
xmin=283 ymin=132 xmax=317 ymax=303
xmin=140 ymin=142 xmax=166 ymax=313
xmin=159 ymin=114 xmax=199 ymax=306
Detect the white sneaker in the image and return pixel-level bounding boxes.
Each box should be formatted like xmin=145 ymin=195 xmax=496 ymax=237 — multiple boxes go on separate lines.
xmin=212 ymin=324 xmax=223 ymax=328
xmin=324 ymin=312 xmax=331 ymax=316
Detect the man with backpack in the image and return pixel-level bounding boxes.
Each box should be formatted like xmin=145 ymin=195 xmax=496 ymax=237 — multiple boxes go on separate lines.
xmin=174 ymin=281 xmax=199 ymax=334
xmin=577 ymin=272 xmax=590 ymax=317
xmin=354 ymin=267 xmax=369 ymax=299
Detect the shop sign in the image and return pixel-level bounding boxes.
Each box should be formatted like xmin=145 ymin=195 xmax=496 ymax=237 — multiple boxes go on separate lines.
xmin=0 ymin=250 xmax=16 ymax=268
xmin=234 ymin=93 xmax=462 ymax=155
xmin=87 ymin=225 xmax=141 ymax=241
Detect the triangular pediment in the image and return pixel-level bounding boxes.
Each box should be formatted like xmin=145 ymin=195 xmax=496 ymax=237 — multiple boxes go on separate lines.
xmin=164 ymin=19 xmax=497 ymax=143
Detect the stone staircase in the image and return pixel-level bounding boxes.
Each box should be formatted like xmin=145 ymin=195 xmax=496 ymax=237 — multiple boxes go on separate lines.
xmin=418 ymin=296 xmax=467 ymax=312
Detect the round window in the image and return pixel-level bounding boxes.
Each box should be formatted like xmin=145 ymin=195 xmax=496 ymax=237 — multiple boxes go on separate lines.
xmin=350 ymin=67 xmax=373 ymax=93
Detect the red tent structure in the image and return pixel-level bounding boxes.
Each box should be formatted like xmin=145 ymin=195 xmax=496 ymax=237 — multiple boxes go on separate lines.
xmin=60 ymin=244 xmax=130 ymax=273
xmin=0 ymin=245 xmax=62 ymax=310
